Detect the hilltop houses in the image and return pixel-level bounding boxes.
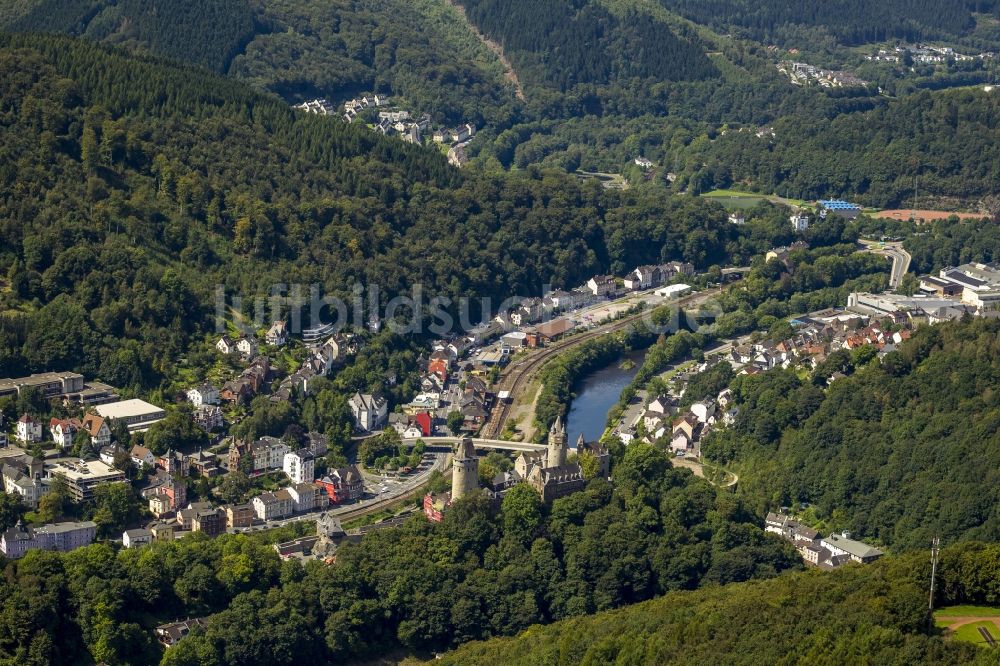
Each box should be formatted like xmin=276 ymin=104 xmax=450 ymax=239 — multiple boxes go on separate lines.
xmin=765 ymin=512 xmax=882 ymax=569
xmin=293 ymin=99 xmax=335 ymax=115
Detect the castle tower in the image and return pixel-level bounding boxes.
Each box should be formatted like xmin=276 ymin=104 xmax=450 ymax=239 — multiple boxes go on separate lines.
xmin=547 ymin=415 xmax=567 ymax=468
xmin=451 ymin=437 xmax=479 ymax=500
xmin=576 ymin=433 xmax=586 ymax=455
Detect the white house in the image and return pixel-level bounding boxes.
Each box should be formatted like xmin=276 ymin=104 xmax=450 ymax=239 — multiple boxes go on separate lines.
xmin=1 ymin=460 xmax=49 ymax=509
xmin=236 ymin=336 xmax=258 ymax=358
xmin=722 ymin=407 xmax=740 ymax=426
xmin=647 ymin=395 xmax=677 ymax=415
xmin=252 ymin=491 xmax=294 ymax=521
xmin=193 ymin=405 xmax=224 ymax=432
xmin=282 ymin=449 xmax=315 ymax=485
xmin=123 ymin=528 xmax=152 ymax=548
xmin=80 ymin=415 xmax=111 ymax=448
xmin=130 ymin=445 xmax=156 ymax=468
xmin=642 ymin=414 xmax=668 ymax=440
xmin=690 ymin=400 xmax=716 ymax=424
xmin=821 ymin=532 xmax=883 ymax=564
xmin=624 ymin=266 xmax=660 ymax=291
xmin=348 ymin=393 xmax=388 ymax=432
xmin=286 ymin=482 xmax=326 ymax=513
xmin=251 ymin=437 xmax=291 ymax=473
xmin=728 ymin=213 xmax=746 ymax=225
xmin=186 ymin=384 xmax=219 ymax=408
xmin=216 ymin=336 xmax=235 ymax=355
xmin=49 ymin=418 xmax=78 ymax=449
xmin=790 ymin=213 xmax=810 ymax=232
xmin=99 ymin=444 xmax=121 ymax=466
xmin=16 ymin=415 xmax=42 ymax=443
xmin=587 ymin=275 xmax=617 ymax=297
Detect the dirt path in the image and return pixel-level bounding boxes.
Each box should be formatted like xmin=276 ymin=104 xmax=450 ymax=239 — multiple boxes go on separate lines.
xmin=443 ymin=0 xmax=526 ymax=100
xmin=939 ymin=616 xmax=1000 ymax=632
xmin=508 ymin=381 xmax=541 ymax=442
xmin=670 ymin=457 xmax=739 ymax=488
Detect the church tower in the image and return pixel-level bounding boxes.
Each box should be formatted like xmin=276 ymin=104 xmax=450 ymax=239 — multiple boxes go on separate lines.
xmin=451 ymin=437 xmax=480 ymax=500
xmin=547 ymin=415 xmax=568 ymax=468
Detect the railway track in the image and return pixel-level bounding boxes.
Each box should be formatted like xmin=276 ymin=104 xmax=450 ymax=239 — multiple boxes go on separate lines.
xmin=334 ymin=484 xmax=427 ymax=523
xmin=482 ymin=286 xmax=726 ymax=438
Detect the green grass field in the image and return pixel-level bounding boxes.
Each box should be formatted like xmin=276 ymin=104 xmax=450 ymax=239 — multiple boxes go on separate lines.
xmin=953 ymin=621 xmax=997 ymax=647
xmin=935 ymin=605 xmax=1000 ymax=648
xmin=701 ymin=189 xmax=809 ymax=209
xmin=701 ymin=194 xmax=762 ymax=210
xmin=936 ymin=605 xmax=1000 ymax=618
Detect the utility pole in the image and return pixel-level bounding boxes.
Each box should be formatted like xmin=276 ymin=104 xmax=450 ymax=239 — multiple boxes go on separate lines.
xmin=928 ymin=537 xmax=940 ymax=612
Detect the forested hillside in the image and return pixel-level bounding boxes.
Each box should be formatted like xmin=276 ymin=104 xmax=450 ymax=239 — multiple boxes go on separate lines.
xmin=233 ymin=0 xmax=518 ymax=125
xmin=3 ymin=0 xmax=257 ymax=72
xmin=0 ymin=0 xmax=517 ymax=125
xmin=703 ymin=318 xmax=1000 ymax=550
xmin=0 ymin=445 xmax=802 ymax=664
xmin=0 ymin=34 xmax=770 ymax=391
xmin=659 ymin=0 xmax=994 ymax=46
xmin=438 ymin=540 xmax=1000 ymax=665
xmin=454 ymin=0 xmax=717 ymax=92
xmin=680 ymin=88 xmax=1000 ymax=205
xmin=7 ymin=0 xmax=1000 ymax=208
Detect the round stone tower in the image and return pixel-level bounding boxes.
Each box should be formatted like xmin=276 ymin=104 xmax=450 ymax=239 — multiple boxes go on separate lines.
xmin=547 ymin=415 xmax=568 ymax=468
xmin=451 ymin=437 xmax=479 ymax=500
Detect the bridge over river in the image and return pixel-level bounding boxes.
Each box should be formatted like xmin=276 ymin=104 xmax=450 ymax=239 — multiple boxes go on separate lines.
xmin=402 ymin=436 xmax=545 ymax=453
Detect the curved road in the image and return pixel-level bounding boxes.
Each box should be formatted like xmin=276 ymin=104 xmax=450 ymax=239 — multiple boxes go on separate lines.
xmin=240 ymin=452 xmax=450 ymax=533
xmin=860 ymin=240 xmax=911 ymax=289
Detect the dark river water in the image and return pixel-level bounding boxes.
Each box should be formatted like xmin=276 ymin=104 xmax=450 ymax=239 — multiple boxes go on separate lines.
xmin=566 ymin=348 xmax=645 ymax=444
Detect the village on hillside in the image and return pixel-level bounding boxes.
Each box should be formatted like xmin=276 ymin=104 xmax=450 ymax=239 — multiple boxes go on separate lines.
xmin=293 ymin=94 xmax=477 ymax=167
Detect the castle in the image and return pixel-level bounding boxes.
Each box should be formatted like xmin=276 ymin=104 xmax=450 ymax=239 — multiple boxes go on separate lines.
xmin=515 ymin=416 xmax=587 ymax=503
xmin=450 ymin=418 xmax=610 ymax=506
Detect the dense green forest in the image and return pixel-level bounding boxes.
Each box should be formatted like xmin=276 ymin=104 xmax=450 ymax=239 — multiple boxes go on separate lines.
xmin=658 ymin=0 xmax=993 ymax=45
xmin=233 ymin=0 xmax=518 ymax=125
xmin=680 ymin=88 xmax=1000 ymax=206
xmin=0 ymin=0 xmax=519 ymax=126
xmin=438 ymin=540 xmax=1000 ymax=664
xmin=702 ymin=318 xmax=1000 ymax=551
xmin=454 ymin=0 xmax=717 ymax=92
xmin=3 ymin=0 xmax=257 ymax=72
xmin=0 ymin=444 xmax=802 ymax=664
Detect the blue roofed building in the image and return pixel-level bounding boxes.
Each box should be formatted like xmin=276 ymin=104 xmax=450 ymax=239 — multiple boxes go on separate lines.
xmin=818 ymin=199 xmax=862 ymax=219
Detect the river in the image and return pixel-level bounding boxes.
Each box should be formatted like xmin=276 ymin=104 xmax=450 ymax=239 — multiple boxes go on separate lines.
xmin=566 ymin=348 xmax=645 ymax=444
